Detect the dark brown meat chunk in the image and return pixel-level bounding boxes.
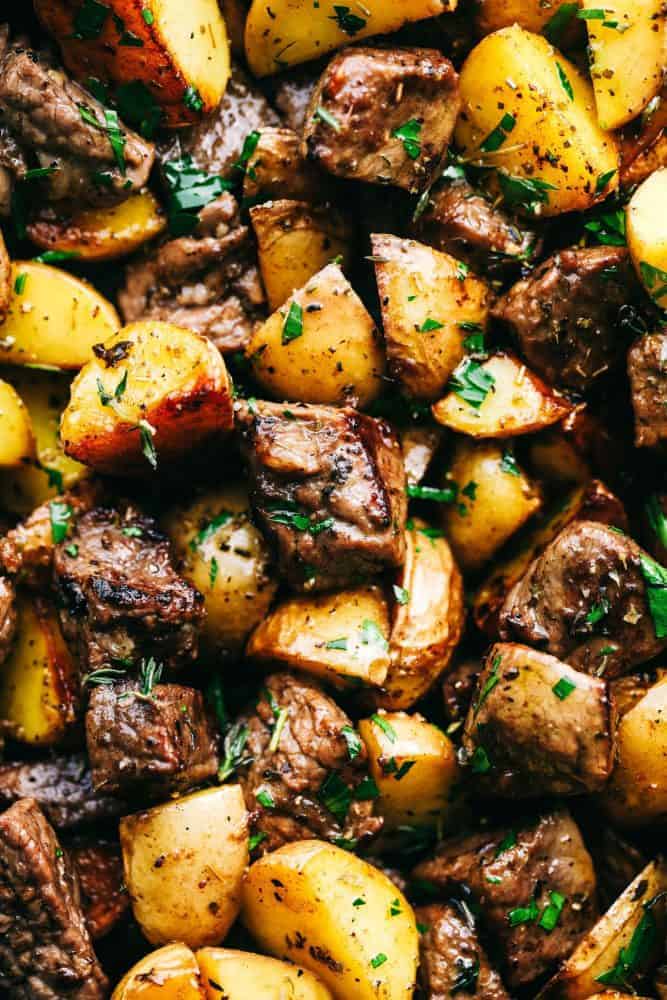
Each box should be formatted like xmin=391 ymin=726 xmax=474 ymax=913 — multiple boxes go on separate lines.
xmin=416 ymin=903 xmax=510 ymax=1000
xmin=237 ymin=672 xmax=382 ymax=852
xmin=236 ymin=399 xmax=407 ymax=592
xmin=0 ymin=574 xmax=16 ymax=665
xmin=628 ymin=332 xmax=667 ymax=448
xmin=492 ymin=246 xmax=636 ymax=393
xmin=85 ymin=680 xmax=219 ymax=795
xmin=68 ymin=842 xmax=128 ymax=941
xmin=590 ymin=827 xmax=647 ymax=910
xmin=0 ymin=798 xmax=108 ymax=999
xmin=413 ymin=811 xmax=597 ymax=988
xmin=499 ymin=520 xmax=667 ymax=678
xmin=53 ymin=506 xmax=204 ymax=673
xmin=303 ymin=47 xmax=460 ymax=193
xmin=442 ymin=658 xmax=480 ymax=729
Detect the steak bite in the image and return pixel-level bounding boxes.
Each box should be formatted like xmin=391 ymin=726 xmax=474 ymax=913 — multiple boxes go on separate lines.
xmin=499 ymin=520 xmax=667 ymax=678
xmin=0 ymin=798 xmax=108 ymax=999
xmin=0 ymin=574 xmax=16 ymax=665
xmin=303 ymin=47 xmax=460 ymax=193
xmin=627 ymin=331 xmax=667 ymax=448
xmin=416 ymin=902 xmax=510 ymax=1000
xmin=68 ymin=841 xmax=128 ymax=941
xmin=236 ymin=400 xmax=407 ymax=592
xmin=53 ymin=506 xmax=205 ymax=672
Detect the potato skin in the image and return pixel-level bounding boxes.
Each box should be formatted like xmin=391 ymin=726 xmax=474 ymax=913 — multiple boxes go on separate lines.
xmin=0 ymin=380 xmax=35 ymax=468
xmin=0 ymin=227 xmax=10 ymax=324
xmin=112 ymin=943 xmax=204 ymax=999
xmin=196 ymin=949 xmax=334 ymax=999
xmin=626 ymin=168 xmax=667 ymax=310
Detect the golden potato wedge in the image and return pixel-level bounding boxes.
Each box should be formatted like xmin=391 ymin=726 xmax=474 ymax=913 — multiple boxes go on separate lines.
xmin=475 ymin=0 xmax=582 ymax=38
xmin=242 ymin=840 xmax=419 ymax=1000
xmin=0 ymin=591 xmax=79 ymax=746
xmin=372 ymin=234 xmax=491 ymax=401
xmin=246 ymin=263 xmax=384 ymax=407
xmin=246 ymin=585 xmax=391 ymax=689
xmin=34 ymin=0 xmax=229 ymax=128
xmin=243 ymin=127 xmax=326 ymax=204
xmin=0 ymin=228 xmax=10 ymax=325
xmin=197 ymin=949 xmax=334 ymax=1000
xmin=0 ymin=262 xmax=119 ymax=370
xmin=245 ymin=0 xmax=456 ymax=77
xmin=358 ymin=711 xmax=460 ymax=830
xmin=627 ymin=168 xmax=667 ymax=310
xmin=0 ymin=380 xmax=35 ymax=468
xmin=432 ymin=352 xmax=571 ymax=437
xmin=582 ymin=0 xmax=665 ymax=130
xmin=112 ymin=943 xmax=204 ymax=1000
xmin=162 ymin=484 xmax=278 ymax=656
xmin=526 ymin=404 xmax=623 ymax=490
xmin=26 ymin=192 xmax=166 ymax=263
xmin=455 ymin=25 xmax=619 ymax=217
xmin=120 ymin=786 xmax=248 ymax=949
xmin=61 ymin=321 xmax=234 ymax=475
xmin=250 ymin=201 xmax=353 ymax=312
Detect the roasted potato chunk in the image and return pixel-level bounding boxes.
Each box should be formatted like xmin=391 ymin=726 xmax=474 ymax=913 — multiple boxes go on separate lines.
xmin=243 ymin=127 xmax=326 ymax=204
xmin=475 ymin=0 xmax=583 ymax=38
xmin=112 ymin=943 xmax=203 ymax=1000
xmin=626 ymin=168 xmax=667 ymax=311
xmin=197 ymin=949 xmax=334 ymax=999
xmin=0 ymin=379 xmax=34 ymax=468
xmin=0 ymin=228 xmax=10 ymax=325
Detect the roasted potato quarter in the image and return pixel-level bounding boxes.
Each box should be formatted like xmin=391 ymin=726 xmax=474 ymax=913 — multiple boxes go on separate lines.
xmin=197 ymin=949 xmax=334 ymax=1000
xmin=0 ymin=380 xmax=34 ymax=468
xmin=120 ymin=786 xmax=248 ymax=949
xmin=627 ymin=168 xmax=667 ymax=311
xmin=242 ymin=840 xmax=419 ymax=1000
xmin=475 ymin=0 xmax=582 ymax=37
xmin=112 ymin=943 xmax=204 ymax=1000
xmin=0 ymin=228 xmax=10 ymax=324
xmin=243 ymin=128 xmax=326 ymax=203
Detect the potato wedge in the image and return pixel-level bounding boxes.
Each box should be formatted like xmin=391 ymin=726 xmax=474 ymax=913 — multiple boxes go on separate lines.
xmin=34 ymin=0 xmax=229 ymax=127
xmin=246 ymin=263 xmax=384 ymax=407
xmin=372 ymin=234 xmax=491 ymax=401
xmin=61 ymin=321 xmax=234 ymax=475
xmin=112 ymin=943 xmax=204 ymax=1000
xmin=250 ymin=201 xmax=353 ymax=312
xmin=120 ymin=786 xmax=248 ymax=949
xmin=455 ymin=25 xmax=619 ymax=217
xmin=244 ymin=0 xmax=456 ymax=77
xmin=432 ymin=352 xmax=571 ymax=437
xmin=627 ymin=168 xmax=667 ymax=310
xmin=26 ymin=192 xmax=166 ymax=263
xmin=197 ymin=949 xmax=334 ymax=1000
xmin=582 ymin=0 xmax=665 ymax=130
xmin=246 ymin=585 xmax=391 ymax=689
xmin=475 ymin=0 xmax=582 ymax=38
xmin=0 ymin=262 xmax=119 ymax=370
xmin=0 ymin=228 xmax=10 ymax=325
xmin=0 ymin=380 xmax=35 ymax=468
xmin=242 ymin=840 xmax=419 ymax=1000
xmin=243 ymin=128 xmax=326 ymax=204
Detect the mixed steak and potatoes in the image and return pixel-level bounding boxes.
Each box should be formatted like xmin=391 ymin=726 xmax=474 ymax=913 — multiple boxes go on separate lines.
xmin=0 ymin=1 xmax=665 ymax=998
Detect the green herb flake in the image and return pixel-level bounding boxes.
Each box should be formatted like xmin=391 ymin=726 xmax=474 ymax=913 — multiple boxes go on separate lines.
xmin=639 ymin=554 xmax=667 ymax=638
xmin=141 ymin=7 xmax=154 ymax=23
xmin=268 ymin=707 xmax=288 ymax=753
xmin=480 ymin=112 xmax=516 ymax=153
xmin=646 ymin=495 xmax=667 ymax=549
xmin=390 ymin=898 xmax=402 ymax=917
xmin=370 ymin=953 xmax=388 ymax=970
xmin=82 ymin=666 xmax=127 ymax=687
xmin=190 ymin=511 xmax=233 ymax=551
xmin=500 ymin=448 xmax=521 ymax=476
xmin=282 ymin=301 xmax=304 ymax=344
xmin=72 ymin=0 xmax=110 ymax=39
xmin=314 ymin=105 xmax=342 ymax=131
xmin=24 ymin=166 xmax=57 ymax=181
xmin=508 ymin=896 xmax=539 ymax=927
xmin=330 ymin=4 xmax=366 ymax=34
xmin=341 ymin=725 xmax=362 ymax=760
xmin=640 ymin=261 xmax=667 ymax=303
xmin=248 ymin=832 xmax=267 ymax=851
xmin=586 ymin=598 xmax=609 ymax=625
xmin=104 ymin=108 xmax=126 ymax=174
xmin=183 ymin=86 xmax=204 ymax=112
xmin=577 ymin=7 xmax=606 ymax=18
xmin=218 ymin=720 xmax=250 ymax=782
xmin=539 ymin=891 xmax=567 ymax=932
xmin=360 ymin=619 xmax=388 ymax=652
xmin=543 ymin=2 xmax=578 ymax=44
xmin=319 ymin=771 xmax=352 ymax=821
xmin=584 ymin=208 xmax=626 ymax=246
xmin=371 ymin=714 xmax=397 ymax=743
xmin=65 ymin=543 xmax=79 ymax=557
xmin=392 ymin=119 xmax=422 ymax=160
xmin=13 ymin=273 xmax=27 ymax=295
xmin=353 ymin=775 xmax=380 ymax=800
xmin=33 ymin=250 xmax=80 ymax=265
xmin=595 ymin=893 xmax=664 ymax=989
xmin=406 ymin=483 xmax=458 ymax=504
xmin=394 ymin=760 xmax=415 ymax=781
xmin=326 ymin=636 xmax=348 ymax=651
xmin=553 ymin=677 xmax=576 ymax=701
xmin=163 ymin=155 xmax=233 ymax=236
xmin=209 ymin=557 xmax=219 ymax=587
xmin=470 ymin=745 xmax=492 ymax=774
xmin=419 ymin=317 xmax=444 ymax=332
xmin=495 ymin=831 xmax=517 ymax=857
xmin=138 ymin=419 xmax=157 ymax=470
xmin=474 ymin=654 xmax=502 ymax=715
xmin=393 ymin=584 xmax=410 ymax=605
xmin=448 ymin=358 xmax=496 ymax=409
xmin=498 ymin=173 xmax=557 ymax=214
xmin=595 ymin=168 xmax=616 ymax=194
xmin=49 ymin=501 xmax=72 ymax=543
xmin=556 ymin=62 xmax=574 ymax=100
xmin=461 ymin=480 xmax=477 ymax=500
xmin=256 ymin=788 xmax=275 ymax=809
xmin=353 ymin=897 xmax=366 ymax=907
xmin=115 ymin=80 xmax=163 ymax=138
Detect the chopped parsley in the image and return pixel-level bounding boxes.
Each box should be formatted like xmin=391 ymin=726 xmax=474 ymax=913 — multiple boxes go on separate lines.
xmin=448 ymin=358 xmax=495 ymax=408
xmin=639 ymin=261 xmax=667 ymax=303
xmin=96 ymin=370 xmax=127 ymax=407
xmin=393 ymin=584 xmax=410 ymax=605
xmin=49 ymin=500 xmax=72 ymax=543
xmin=209 ymin=557 xmax=219 ymax=587
xmin=319 ymin=771 xmax=352 ymax=821
xmin=500 ymin=448 xmax=520 ymax=476
xmin=33 ymin=250 xmax=80 ymax=265
xmin=266 ymin=500 xmax=333 ymax=535
xmin=190 ymin=511 xmax=233 ymax=551
xmin=65 ymin=543 xmax=79 ymax=557
xmin=390 ymin=898 xmax=402 ymax=917
xmin=268 ymin=707 xmax=288 ymax=752
xmin=577 ymin=7 xmax=605 ymax=18
xmin=72 ymin=0 xmax=110 ymax=39
xmin=584 ymin=208 xmax=626 ymax=246
xmin=595 ymin=168 xmax=616 ymax=194
xmin=586 ymin=598 xmax=609 ymax=625
xmin=474 ymin=654 xmax=502 ymax=715
xmin=371 ymin=714 xmax=397 ymax=743
xmin=639 ymin=554 xmax=667 ymax=638
xmin=553 ymin=677 xmax=576 ymax=700
xmin=138 ymin=656 xmax=163 ymax=696
xmin=497 ymin=173 xmax=557 ymax=214
xmin=470 ymin=746 xmax=492 ymax=774
xmin=82 ymin=666 xmax=127 ymax=687
xmin=256 ymin=788 xmax=275 ymax=809
xmin=539 ymin=892 xmax=567 ymax=932
xmin=13 ymin=273 xmax=27 ymax=295
xmin=480 ymin=112 xmax=516 ymax=154
xmin=543 ymin=2 xmax=578 ymax=44
xmin=508 ymin=896 xmax=539 ymax=926
xmin=419 ymin=317 xmax=444 ymax=332
xmin=314 ymin=105 xmax=342 ymax=131
xmin=330 ymin=5 xmax=366 ymax=35
xmin=495 ymin=831 xmax=517 ymax=857
xmin=595 ymin=893 xmax=665 ymax=989
xmin=556 ymin=62 xmax=574 ymax=101
xmin=406 ymin=483 xmax=458 ymax=503
xmin=248 ymin=832 xmax=267 ymax=852
xmin=370 ymin=953 xmax=388 ymax=969
xmin=353 ymin=775 xmax=380 ymax=800
xmin=282 ymin=301 xmax=304 ymax=344
xmin=163 ymin=155 xmax=233 ymax=235
xmin=24 ymin=166 xmax=57 ymax=181
xmin=646 ymin=495 xmax=667 ymax=549
xmin=325 ymin=637 xmax=348 ymax=651
xmin=183 ymin=86 xmax=203 ymax=112
xmin=341 ymin=725 xmax=362 ymax=760
xmin=141 ymin=7 xmax=154 ymax=24
xmin=115 ymin=80 xmax=163 ymax=138
xmin=218 ymin=719 xmax=250 ymax=782
xmin=138 ymin=419 xmax=157 ymax=470
xmin=360 ymin=619 xmax=388 ymax=652
xmin=462 ymin=480 xmax=477 ymax=500
xmin=353 ymin=897 xmax=366 ymax=907
xmin=392 ymin=119 xmax=422 ymax=160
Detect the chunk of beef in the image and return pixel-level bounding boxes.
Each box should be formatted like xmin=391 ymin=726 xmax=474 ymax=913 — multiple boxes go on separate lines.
xmin=303 ymin=47 xmax=460 ymax=193
xmin=0 ymin=574 xmax=16 ymax=665
xmin=85 ymin=680 xmax=219 ymax=795
xmin=628 ymin=332 xmax=667 ymax=448
xmin=0 ymin=798 xmax=108 ymax=999
xmin=442 ymin=658 xmax=480 ymax=728
xmin=492 ymin=246 xmax=637 ymax=393
xmin=235 ymin=400 xmax=407 ymax=592
xmin=237 ymin=672 xmax=382 ymax=852
xmin=591 ymin=827 xmax=647 ymax=911
xmin=499 ymin=520 xmax=667 ymax=677
xmin=68 ymin=842 xmax=128 ymax=940
xmin=53 ymin=506 xmax=204 ymax=672
xmin=413 ymin=811 xmax=597 ymax=988
xmin=0 ymin=755 xmax=126 ymax=830
xmin=416 ymin=903 xmax=510 ymax=1000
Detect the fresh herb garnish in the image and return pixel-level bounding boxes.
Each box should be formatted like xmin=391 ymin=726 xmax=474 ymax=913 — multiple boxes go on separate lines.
xmin=419 ymin=317 xmax=444 ymax=332
xmin=138 ymin=419 xmax=157 ymax=470
xmin=141 ymin=7 xmax=154 ymax=24
xmin=586 ymin=598 xmax=609 ymax=625
xmin=392 ymin=119 xmax=422 ymax=160
xmin=639 ymin=554 xmax=667 ymax=638
xmin=319 ymin=771 xmax=352 ymax=821
xmin=183 ymin=86 xmax=203 ymax=112
xmin=96 ymin=370 xmax=127 ymax=408
xmin=360 ymin=619 xmax=388 ymax=652
xmin=474 ymin=654 xmax=502 ymax=715
xmin=508 ymin=896 xmax=539 ymax=926
xmin=82 ymin=666 xmax=127 ymax=687
xmin=539 ymin=891 xmax=567 ymax=932
xmin=500 ymin=448 xmax=520 ymax=476
xmin=24 ymin=166 xmax=57 ymax=181
xmin=370 ymin=953 xmax=387 ymax=970
xmin=138 ymin=656 xmax=163 ymax=696
xmin=480 ymin=112 xmax=516 ymax=153
xmin=314 ymin=105 xmax=341 ymax=131
xmin=596 ymin=893 xmax=665 ymax=989
xmin=49 ymin=500 xmax=72 ymax=543
xmin=325 ymin=637 xmax=348 ymax=651
xmin=341 ymin=725 xmax=362 ymax=760
xmin=646 ymin=495 xmax=667 ymax=549
xmin=577 ymin=7 xmax=605 ymax=18
xmin=268 ymin=707 xmax=288 ymax=753
xmin=543 ymin=2 xmax=578 ymax=44
xmin=266 ymin=500 xmax=333 ymax=535
xmin=330 ymin=5 xmax=366 ymax=35
xmin=495 ymin=831 xmax=517 ymax=857
xmin=248 ymin=832 xmax=267 ymax=852
xmin=33 ymin=250 xmax=80 ymax=265
xmin=393 ymin=584 xmax=410 ymax=605
xmin=282 ymin=301 xmax=304 ymax=344
xmin=234 ymin=131 xmax=262 ymax=176
xmin=470 ymin=746 xmax=492 ymax=773
xmin=371 ymin=714 xmax=397 ymax=743
xmin=163 ymin=155 xmax=232 ymax=235
xmin=13 ymin=273 xmax=27 ymax=295
xmin=209 ymin=557 xmax=218 ymax=587
xmin=353 ymin=775 xmax=380 ymax=800
xmin=256 ymin=788 xmax=275 ymax=809
xmin=190 ymin=511 xmax=233 ymax=551
xmin=556 ymin=62 xmax=574 ymax=100
xmin=115 ymin=80 xmax=163 ymax=138
xmin=584 ymin=208 xmax=626 ymax=246
xmin=448 ymin=358 xmax=496 ymax=408
xmin=72 ymin=0 xmax=110 ymax=39
xmin=218 ymin=720 xmax=251 ymax=782
xmin=497 ymin=173 xmax=557 ymax=214
xmin=553 ymin=677 xmax=576 ymax=700
xmin=406 ymin=483 xmax=458 ymax=503
xmin=639 ymin=261 xmax=667 ymax=304
xmin=595 ymin=168 xmax=616 ymax=194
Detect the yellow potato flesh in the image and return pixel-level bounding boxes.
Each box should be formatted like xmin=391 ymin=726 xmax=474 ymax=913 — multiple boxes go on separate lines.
xmin=197 ymin=949 xmax=334 ymax=999
xmin=112 ymin=943 xmax=204 ymax=1000
xmin=154 ymin=0 xmax=230 ymax=112
xmin=0 ymin=379 xmax=34 ymax=467
xmin=627 ymin=167 xmax=667 ymax=310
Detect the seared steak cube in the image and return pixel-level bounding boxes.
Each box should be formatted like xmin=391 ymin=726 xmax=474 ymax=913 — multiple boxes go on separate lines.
xmin=0 ymin=574 xmax=16 ymax=665
xmin=416 ymin=902 xmax=510 ymax=999
xmin=628 ymin=332 xmax=667 ymax=448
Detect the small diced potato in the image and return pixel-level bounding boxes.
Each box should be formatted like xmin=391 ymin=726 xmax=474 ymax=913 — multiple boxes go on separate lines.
xmin=246 ymin=585 xmax=391 ymax=689
xmin=243 ymin=128 xmax=326 ymax=203
xmin=0 ymin=379 xmax=34 ymax=468
xmin=250 ymin=201 xmax=353 ymax=312
xmin=0 ymin=228 xmax=10 ymax=324
xmin=120 ymin=786 xmax=249 ymax=949
xmin=626 ymin=168 xmax=667 ymax=310
xmin=525 ymin=404 xmax=617 ymax=487
xmin=358 ymin=711 xmax=460 ymax=829
xmin=61 ymin=321 xmax=234 ymax=475
xmin=246 ymin=263 xmax=384 ymax=407
xmin=242 ymin=840 xmax=419 ymax=1000
xmin=197 ymin=949 xmax=334 ymax=999
xmin=432 ymin=353 xmax=572 ymax=437
xmin=112 ymin=943 xmax=203 ymax=1000
xmin=372 ymin=234 xmax=490 ymax=401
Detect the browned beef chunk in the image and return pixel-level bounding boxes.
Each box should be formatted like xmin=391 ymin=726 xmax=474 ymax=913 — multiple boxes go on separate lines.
xmin=492 ymin=246 xmax=636 ymax=393
xmin=413 ymin=811 xmax=597 ymax=988
xmin=236 ymin=400 xmax=407 ymax=592
xmin=303 ymin=47 xmax=460 ymax=193
xmin=68 ymin=842 xmax=128 ymax=941
xmin=53 ymin=506 xmax=204 ymax=672
xmin=237 ymin=672 xmax=382 ymax=853
xmin=85 ymin=680 xmax=219 ymax=795
xmin=442 ymin=658 xmax=481 ymax=729
xmin=416 ymin=902 xmax=510 ymax=1000
xmin=0 ymin=755 xmax=125 ymax=830
xmin=591 ymin=827 xmax=647 ymax=910
xmin=0 ymin=26 xmax=153 ymax=213
xmin=499 ymin=520 xmax=667 ymax=678
xmin=628 ymin=332 xmax=667 ymax=448
xmin=0 ymin=798 xmax=108 ymax=999
xmin=0 ymin=574 xmax=16 ymax=665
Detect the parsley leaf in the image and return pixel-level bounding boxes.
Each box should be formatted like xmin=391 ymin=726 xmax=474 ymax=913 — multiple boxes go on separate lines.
xmin=596 ymin=893 xmax=665 ymax=989
xmin=371 ymin=714 xmax=397 ymax=743
xmin=556 ymin=62 xmax=574 ymax=100
xmin=595 ymin=168 xmax=616 ymax=194
xmin=500 ymin=448 xmax=520 ymax=476
xmin=646 ymin=494 xmax=667 ymax=549
xmin=639 ymin=554 xmax=667 ymax=638
xmin=586 ymin=598 xmax=609 ymax=625
xmin=584 ymin=207 xmax=626 ymax=246
xmin=190 ymin=511 xmax=233 ymax=551
xmin=406 ymin=483 xmax=458 ymax=504
xmin=470 ymin=746 xmax=492 ymax=774
xmin=448 ymin=358 xmax=496 ymax=408
xmin=183 ymin=85 xmax=204 ymax=112
xmin=341 ymin=725 xmax=362 ymax=760
xmin=419 ymin=317 xmax=444 ymax=332
xmin=49 ymin=500 xmax=72 ymax=543
xmin=163 ymin=156 xmax=233 ymax=236
xmin=72 ymin=0 xmax=110 ymax=39
xmin=315 ymin=106 xmax=342 ymax=131
xmin=508 ymin=896 xmax=539 ymax=926
xmin=370 ymin=953 xmax=387 ymax=969
xmin=393 ymin=584 xmax=410 ymax=605
xmin=218 ymin=720 xmax=251 ymax=782
xmin=640 ymin=261 xmax=667 ymax=304
xmin=498 ymin=173 xmax=557 ymax=214
xmin=282 ymin=301 xmax=304 ymax=344
xmin=543 ymin=2 xmax=578 ymax=44
xmin=474 ymin=654 xmax=502 ymax=715
xmin=138 ymin=419 xmax=157 ymax=470
xmin=480 ymin=112 xmax=516 ymax=153
xmin=319 ymin=771 xmax=352 ymax=821
xmin=495 ymin=831 xmax=517 ymax=857
xmin=553 ymin=677 xmax=576 ymax=700
xmin=392 ymin=119 xmax=422 ymax=160
xmin=360 ymin=619 xmax=388 ymax=652
xmin=325 ymin=637 xmax=348 ymax=650
xmin=330 ymin=4 xmax=366 ymax=34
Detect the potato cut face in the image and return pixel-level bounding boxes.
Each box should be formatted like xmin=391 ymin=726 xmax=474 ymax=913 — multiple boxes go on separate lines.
xmin=627 ymin=168 xmax=667 ymax=310
xmin=0 ymin=380 xmax=35 ymax=468
xmin=154 ymin=0 xmax=230 ymax=113
xmin=196 ymin=949 xmax=334 ymax=1000
xmin=112 ymin=943 xmax=203 ymax=1000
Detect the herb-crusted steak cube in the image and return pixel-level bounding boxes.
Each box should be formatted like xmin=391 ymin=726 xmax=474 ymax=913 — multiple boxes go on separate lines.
xmin=627 ymin=331 xmax=667 ymax=448
xmin=416 ymin=902 xmax=510 ymax=999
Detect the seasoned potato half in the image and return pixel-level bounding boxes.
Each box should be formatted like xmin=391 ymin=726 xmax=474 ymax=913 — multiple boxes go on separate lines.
xmin=197 ymin=949 xmax=334 ymax=999
xmin=243 ymin=128 xmax=325 ymax=203
xmin=432 ymin=352 xmax=572 ymax=437
xmin=250 ymin=201 xmax=353 ymax=312
xmin=475 ymin=0 xmax=582 ymax=38
xmin=246 ymin=263 xmax=384 ymax=407
xmin=120 ymin=786 xmax=248 ymax=949
xmin=61 ymin=321 xmax=234 ymax=475
xmin=0 ymin=380 xmax=35 ymax=468
xmin=0 ymin=262 xmax=119 ymax=369
xmin=372 ymin=234 xmax=491 ymax=401
xmin=455 ymin=25 xmax=619 ymax=217
xmin=34 ymin=0 xmax=230 ymax=127
xmin=26 ymin=192 xmax=166 ymax=263
xmin=626 ymin=168 xmax=667 ymax=311
xmin=582 ymin=0 xmax=665 ymax=130
xmin=112 ymin=943 xmax=204 ymax=1000
xmin=0 ymin=228 xmax=10 ymax=325
xmin=242 ymin=840 xmax=419 ymax=1000
xmin=245 ymin=0 xmax=456 ymax=76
